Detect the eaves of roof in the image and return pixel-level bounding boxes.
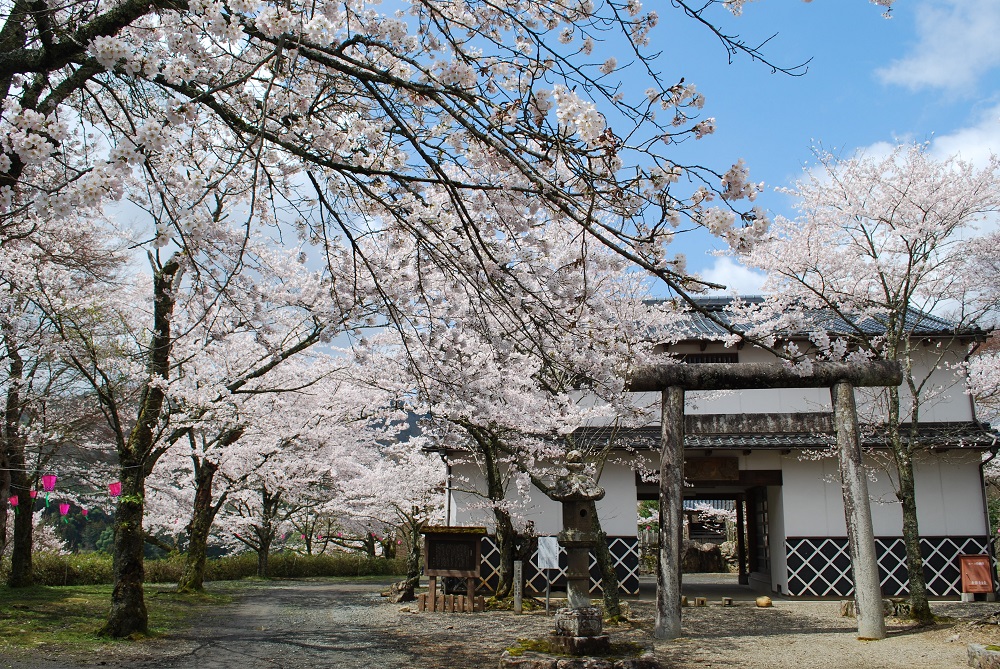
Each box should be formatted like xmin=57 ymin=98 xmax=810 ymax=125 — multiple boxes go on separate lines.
xmin=586 ymin=421 xmax=997 ymax=451
xmin=651 ymin=296 xmax=989 ymax=342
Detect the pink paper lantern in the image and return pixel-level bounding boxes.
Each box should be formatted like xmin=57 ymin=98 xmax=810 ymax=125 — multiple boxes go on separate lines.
xmin=8 ymin=495 xmax=18 ymax=507
xmin=300 ymin=534 xmax=306 ymax=540
xmin=81 ymin=508 xmax=89 ymax=517
xmin=59 ymin=502 xmax=70 ymax=516
xmin=42 ymin=474 xmax=57 ymax=492
xmin=397 ymin=539 xmax=402 ymax=545
xmin=29 ymin=490 xmax=37 ymax=499
xmin=108 ymin=481 xmax=122 ymax=497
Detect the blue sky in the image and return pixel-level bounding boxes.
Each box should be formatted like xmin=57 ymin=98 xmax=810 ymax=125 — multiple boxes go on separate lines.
xmin=655 ymin=0 xmax=1000 ymax=292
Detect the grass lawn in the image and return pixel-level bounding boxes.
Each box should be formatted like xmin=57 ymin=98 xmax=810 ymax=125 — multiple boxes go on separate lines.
xmin=0 ymin=583 xmax=234 ymax=659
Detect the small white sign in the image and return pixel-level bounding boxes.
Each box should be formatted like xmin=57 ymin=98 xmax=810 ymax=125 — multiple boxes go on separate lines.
xmin=537 ymin=536 xmax=560 ymax=570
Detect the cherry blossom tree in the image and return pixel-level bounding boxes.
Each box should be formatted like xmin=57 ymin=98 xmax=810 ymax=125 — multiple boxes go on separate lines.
xmin=362 ymin=217 xmax=679 ymax=609
xmin=210 ymin=378 xmax=398 ymax=577
xmin=1 ymin=0 xmax=897 ymax=638
xmin=0 ymin=209 xmax=122 ymax=586
xmin=736 ymin=143 xmax=1000 ymax=622
xmin=331 ymin=438 xmax=445 ymax=580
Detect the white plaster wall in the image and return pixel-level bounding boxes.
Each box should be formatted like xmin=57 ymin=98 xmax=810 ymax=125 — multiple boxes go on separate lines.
xmin=911 ymin=449 xmax=988 ymax=536
xmin=778 ymin=450 xmax=986 ymax=538
xmin=741 ymin=450 xmax=782 ymax=471
xmin=447 ymin=459 xmax=639 ymax=537
xmin=448 ymin=461 xmax=562 ymax=535
xmin=767 ymin=485 xmax=788 ymax=595
xmin=596 ymin=461 xmax=639 ymax=536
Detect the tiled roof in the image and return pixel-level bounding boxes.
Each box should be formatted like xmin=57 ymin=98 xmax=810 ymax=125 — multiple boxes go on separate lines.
xmin=649 ymin=296 xmax=987 ymax=341
xmin=577 ymin=421 xmax=997 ymax=451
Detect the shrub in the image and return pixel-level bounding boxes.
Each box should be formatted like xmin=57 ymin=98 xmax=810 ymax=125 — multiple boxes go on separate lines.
xmin=31 ymin=552 xmax=113 ymax=586
xmin=0 ymin=550 xmax=405 ymax=586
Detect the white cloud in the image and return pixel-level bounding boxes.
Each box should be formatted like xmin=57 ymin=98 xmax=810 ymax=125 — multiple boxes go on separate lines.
xmin=698 ymin=256 xmax=768 ymax=296
xmin=929 ymin=102 xmax=1000 ymax=164
xmin=876 ymin=0 xmax=1000 ymax=92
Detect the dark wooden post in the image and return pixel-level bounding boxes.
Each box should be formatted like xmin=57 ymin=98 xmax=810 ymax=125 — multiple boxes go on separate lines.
xmin=746 ymin=489 xmax=760 ymax=574
xmin=736 ymin=494 xmax=748 ymax=586
xmin=832 ymin=381 xmax=886 ymax=640
xmin=656 ymin=386 xmax=685 ymax=640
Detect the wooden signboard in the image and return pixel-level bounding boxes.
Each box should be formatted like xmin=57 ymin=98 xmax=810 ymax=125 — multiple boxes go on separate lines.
xmin=419 ymin=526 xmax=487 ymax=614
xmin=959 ymin=554 xmax=995 ymax=594
xmin=684 ymin=457 xmax=740 ymax=482
xmin=423 ymin=526 xmax=486 ymax=578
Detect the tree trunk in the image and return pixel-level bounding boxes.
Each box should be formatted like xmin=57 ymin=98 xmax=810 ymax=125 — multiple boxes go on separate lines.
xmin=0 ymin=447 xmax=8 ymax=559
xmin=898 ymin=459 xmax=931 ymax=621
xmin=4 ymin=333 xmax=31 ymax=587
xmin=493 ymin=506 xmax=515 ymax=598
xmin=99 ymin=463 xmax=149 ymax=637
xmin=178 ymin=459 xmax=220 ymax=593
xmin=833 ymin=381 xmax=886 ymax=640
xmin=99 ymin=255 xmax=181 ymax=638
xmin=257 ymin=538 xmax=271 ymax=577
xmin=887 ymin=386 xmax=933 ymax=623
xmin=589 ymin=500 xmax=621 ymax=619
xmin=7 ymin=483 xmax=34 ymax=587
xmin=406 ymin=517 xmax=422 ymax=581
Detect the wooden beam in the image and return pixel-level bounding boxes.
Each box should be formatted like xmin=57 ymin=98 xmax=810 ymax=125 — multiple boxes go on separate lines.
xmin=684 ymin=412 xmax=834 ymax=435
xmin=627 ymin=361 xmax=902 ymax=392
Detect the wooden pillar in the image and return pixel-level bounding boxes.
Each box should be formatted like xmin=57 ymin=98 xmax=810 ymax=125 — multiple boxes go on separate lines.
xmin=746 ymin=489 xmax=759 ymax=574
xmin=656 ymin=386 xmax=685 ymax=640
xmin=736 ymin=494 xmax=748 ymax=586
xmin=832 ymin=381 xmax=886 ymax=641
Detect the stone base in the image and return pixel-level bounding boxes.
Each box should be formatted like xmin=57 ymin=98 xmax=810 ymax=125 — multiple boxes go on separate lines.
xmin=839 ymin=597 xmax=911 ymax=618
xmin=549 ymin=634 xmax=611 ymax=656
xmin=499 ymin=650 xmax=661 ymax=669
xmin=968 ymin=644 xmax=1000 ymax=669
xmin=554 ymin=607 xmax=603 ymax=637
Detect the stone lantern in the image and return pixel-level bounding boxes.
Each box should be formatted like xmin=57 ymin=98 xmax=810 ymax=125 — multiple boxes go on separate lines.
xmin=549 ymin=450 xmax=610 ymax=656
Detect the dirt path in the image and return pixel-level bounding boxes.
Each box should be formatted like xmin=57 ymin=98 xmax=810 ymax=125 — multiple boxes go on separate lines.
xmin=2 ymin=578 xmax=999 ymax=669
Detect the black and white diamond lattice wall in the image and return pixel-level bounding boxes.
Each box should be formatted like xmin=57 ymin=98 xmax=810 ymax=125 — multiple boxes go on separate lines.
xmin=785 ymin=536 xmax=990 ymax=596
xmin=478 ymin=536 xmax=639 ymax=595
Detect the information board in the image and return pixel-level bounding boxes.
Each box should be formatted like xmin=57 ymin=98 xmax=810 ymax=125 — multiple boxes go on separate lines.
xmin=960 ymin=554 xmax=995 ymax=594
xmin=422 ymin=526 xmax=486 ymax=578
xmin=537 ymin=536 xmax=560 ymax=570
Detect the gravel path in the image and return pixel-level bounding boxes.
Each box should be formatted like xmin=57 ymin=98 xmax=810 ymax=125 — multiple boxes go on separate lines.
xmin=1 ymin=578 xmax=999 ymax=669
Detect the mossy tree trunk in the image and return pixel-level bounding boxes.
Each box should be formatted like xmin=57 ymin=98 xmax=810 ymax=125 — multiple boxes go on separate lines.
xmin=97 ymin=255 xmax=181 ymax=638
xmin=3 ymin=331 xmax=32 ymax=588
xmin=178 ymin=459 xmax=222 ymax=593
xmin=887 ymin=382 xmax=933 ymax=623
xmin=462 ymin=422 xmax=516 ymax=598
xmin=177 ymin=427 xmax=243 ymax=593
xmin=101 ymin=463 xmax=149 ymax=637
xmin=405 ymin=514 xmax=423 ymax=581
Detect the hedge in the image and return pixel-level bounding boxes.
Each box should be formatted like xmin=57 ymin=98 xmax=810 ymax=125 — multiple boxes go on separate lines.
xmin=0 ymin=551 xmax=406 ymax=586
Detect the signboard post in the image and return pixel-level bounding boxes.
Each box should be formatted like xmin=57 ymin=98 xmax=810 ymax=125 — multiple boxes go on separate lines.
xmin=513 ymin=560 xmax=523 ymax=614
xmin=420 ymin=526 xmax=487 ymax=613
xmin=960 ymin=554 xmax=995 ymax=601
xmin=537 ymin=536 xmax=560 ymax=614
